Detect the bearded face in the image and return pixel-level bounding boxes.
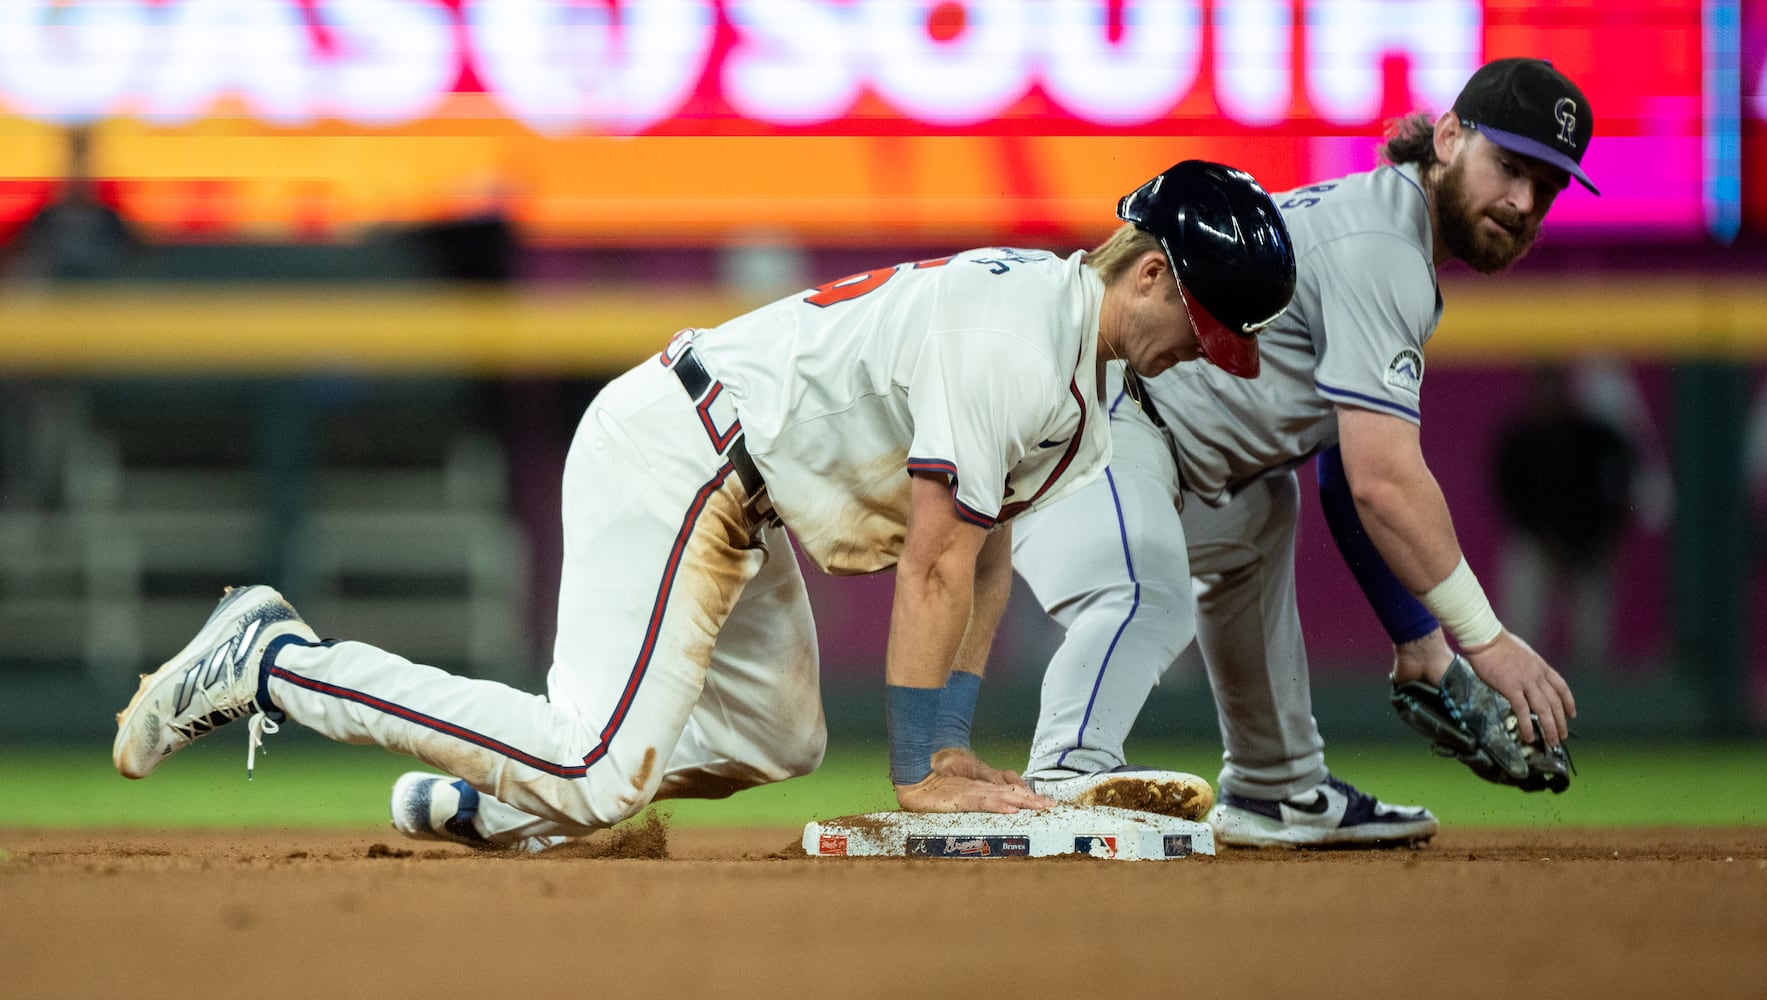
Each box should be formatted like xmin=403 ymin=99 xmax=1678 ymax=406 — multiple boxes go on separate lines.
xmin=1433 ymin=153 xmax=1543 ymax=274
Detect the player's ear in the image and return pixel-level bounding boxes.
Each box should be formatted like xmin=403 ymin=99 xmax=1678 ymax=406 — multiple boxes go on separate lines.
xmin=1136 ymin=249 xmax=1170 ymax=295
xmin=1432 ymin=111 xmax=1464 ymax=164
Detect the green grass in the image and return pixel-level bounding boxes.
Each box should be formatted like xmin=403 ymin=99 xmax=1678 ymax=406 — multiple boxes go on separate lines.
xmin=3 ymin=736 xmax=1764 ymax=830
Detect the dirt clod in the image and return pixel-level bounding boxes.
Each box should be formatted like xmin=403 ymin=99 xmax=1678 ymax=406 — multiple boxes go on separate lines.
xmin=1076 ymin=777 xmax=1212 ymax=820
xmin=537 ymin=810 xmax=670 ymax=860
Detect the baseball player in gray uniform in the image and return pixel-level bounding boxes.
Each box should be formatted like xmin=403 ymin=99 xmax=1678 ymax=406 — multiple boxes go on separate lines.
xmin=1013 ymin=58 xmax=1592 ymax=846
xmin=112 ymin=161 xmax=1296 ymax=848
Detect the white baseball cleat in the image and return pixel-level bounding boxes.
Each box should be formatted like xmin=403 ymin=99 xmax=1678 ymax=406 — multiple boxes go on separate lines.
xmin=1208 ymin=773 xmax=1438 ymax=848
xmin=1030 ymin=765 xmax=1216 ymax=821
xmin=390 ymin=771 xmax=566 ymax=854
xmin=113 ymin=585 xmax=316 ymax=780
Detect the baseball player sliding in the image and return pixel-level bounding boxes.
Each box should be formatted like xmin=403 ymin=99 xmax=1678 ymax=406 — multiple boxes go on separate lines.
xmin=113 ymin=162 xmax=1297 ymax=848
xmin=1012 ymin=57 xmax=1592 ymax=847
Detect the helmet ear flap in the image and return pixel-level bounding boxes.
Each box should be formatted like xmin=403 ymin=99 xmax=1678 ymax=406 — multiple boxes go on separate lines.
xmin=1179 ymin=285 xmax=1260 ymax=378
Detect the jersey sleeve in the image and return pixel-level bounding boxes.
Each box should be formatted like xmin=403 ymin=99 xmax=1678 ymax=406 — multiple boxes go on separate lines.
xmin=905 ymin=328 xmax=1062 ymax=527
xmin=1316 ymin=445 xmax=1441 ymax=643
xmin=1309 ymin=233 xmax=1439 ymax=425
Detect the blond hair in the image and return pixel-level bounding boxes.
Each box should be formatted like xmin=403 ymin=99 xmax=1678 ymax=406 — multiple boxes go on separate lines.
xmin=1085 ymin=223 xmax=1175 ymax=294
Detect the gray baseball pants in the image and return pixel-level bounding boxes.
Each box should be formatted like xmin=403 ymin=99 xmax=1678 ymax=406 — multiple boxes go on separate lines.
xmin=1011 ymin=390 xmax=1328 ymax=800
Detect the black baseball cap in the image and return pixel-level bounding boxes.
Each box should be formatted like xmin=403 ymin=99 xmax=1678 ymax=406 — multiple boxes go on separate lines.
xmin=1452 ymin=57 xmax=1598 ymax=195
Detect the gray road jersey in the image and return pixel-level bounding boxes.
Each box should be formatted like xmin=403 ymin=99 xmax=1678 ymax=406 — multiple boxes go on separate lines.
xmin=1144 ymin=162 xmax=1443 ymax=505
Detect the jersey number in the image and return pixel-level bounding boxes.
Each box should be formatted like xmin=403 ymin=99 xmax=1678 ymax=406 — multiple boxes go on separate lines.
xmin=803 ymin=256 xmax=952 ymax=308
xmin=1280 ymin=183 xmax=1339 ymax=210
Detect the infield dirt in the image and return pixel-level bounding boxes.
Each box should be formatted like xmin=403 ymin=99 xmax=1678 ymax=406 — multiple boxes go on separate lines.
xmin=4 ymin=824 xmax=1763 ymax=1000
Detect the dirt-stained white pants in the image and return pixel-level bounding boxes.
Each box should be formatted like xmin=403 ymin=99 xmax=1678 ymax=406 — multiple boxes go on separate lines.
xmin=265 ymin=357 xmax=827 ymax=842
xmin=1011 ymin=370 xmax=1326 ymax=799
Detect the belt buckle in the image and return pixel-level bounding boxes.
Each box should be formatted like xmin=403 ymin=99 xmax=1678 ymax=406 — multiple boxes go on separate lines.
xmin=728 ymin=439 xmax=777 ymax=524
xmin=743 ymin=487 xmax=778 ymax=526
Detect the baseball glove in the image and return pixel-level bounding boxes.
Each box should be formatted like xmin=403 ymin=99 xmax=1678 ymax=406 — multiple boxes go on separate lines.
xmin=1390 ymin=655 xmax=1574 ymax=793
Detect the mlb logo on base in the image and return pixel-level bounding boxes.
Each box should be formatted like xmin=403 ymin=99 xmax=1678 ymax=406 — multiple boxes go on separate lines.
xmin=1076 ymin=836 xmax=1119 ymax=859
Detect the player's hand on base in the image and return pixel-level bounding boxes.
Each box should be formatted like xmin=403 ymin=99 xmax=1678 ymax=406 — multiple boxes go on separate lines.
xmin=930 ymin=747 xmax=1029 ymax=788
xmin=1464 ymin=630 xmax=1576 ymax=746
xmin=895 ymin=771 xmax=1054 ymax=814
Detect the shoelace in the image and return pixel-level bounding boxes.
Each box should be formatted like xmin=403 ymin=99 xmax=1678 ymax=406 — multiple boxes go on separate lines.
xmin=247 ymin=711 xmax=280 ymax=780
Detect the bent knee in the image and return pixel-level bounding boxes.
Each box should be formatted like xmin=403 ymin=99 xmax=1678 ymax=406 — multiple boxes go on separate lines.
xmin=1071 ymin=576 xmax=1191 ymax=622
xmin=1061 ymin=581 xmax=1193 ymax=657
xmin=571 ymin=774 xmax=656 ymax=828
xmin=775 ymin=727 xmax=826 ymax=780
xmin=746 ymin=725 xmax=827 ymax=785
xmin=652 ymin=730 xmax=827 ymax=803
xmin=488 ymin=770 xmax=647 ymax=830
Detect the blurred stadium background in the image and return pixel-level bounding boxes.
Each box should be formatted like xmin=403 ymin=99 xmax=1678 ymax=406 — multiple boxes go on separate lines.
xmin=1 ymin=0 xmax=1763 ymax=759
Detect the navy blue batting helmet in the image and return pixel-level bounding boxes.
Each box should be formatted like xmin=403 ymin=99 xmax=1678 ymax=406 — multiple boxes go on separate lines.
xmin=1117 ymin=160 xmax=1297 ymax=378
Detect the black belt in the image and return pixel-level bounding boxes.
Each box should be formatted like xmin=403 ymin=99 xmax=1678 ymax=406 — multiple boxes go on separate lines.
xmin=670 ymin=347 xmax=767 ymax=499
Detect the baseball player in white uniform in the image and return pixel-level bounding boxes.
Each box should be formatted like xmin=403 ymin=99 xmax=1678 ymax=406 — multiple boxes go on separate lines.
xmin=113 ymin=161 xmax=1297 ymax=848
xmin=1012 ymin=58 xmax=1593 ymax=846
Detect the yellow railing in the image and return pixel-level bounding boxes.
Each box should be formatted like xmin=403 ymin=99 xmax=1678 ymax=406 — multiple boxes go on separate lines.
xmin=2 ymin=275 xmax=1765 ymax=375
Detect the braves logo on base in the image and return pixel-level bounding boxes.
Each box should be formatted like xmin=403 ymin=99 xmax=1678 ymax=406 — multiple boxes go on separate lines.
xmin=907 ymin=835 xmax=1032 ymax=858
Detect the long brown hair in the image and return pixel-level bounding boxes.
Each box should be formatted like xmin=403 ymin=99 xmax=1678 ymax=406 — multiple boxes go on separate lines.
xmin=1379 ymin=112 xmax=1440 ymax=168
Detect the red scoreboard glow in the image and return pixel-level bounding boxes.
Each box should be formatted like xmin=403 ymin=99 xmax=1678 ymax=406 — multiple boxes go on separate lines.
xmin=0 ymin=1 xmax=1720 ymax=245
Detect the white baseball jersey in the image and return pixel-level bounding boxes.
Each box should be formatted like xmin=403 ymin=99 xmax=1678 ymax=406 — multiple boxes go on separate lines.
xmin=692 ymin=246 xmax=1112 ymax=574
xmin=1149 ymin=162 xmax=1442 ymax=503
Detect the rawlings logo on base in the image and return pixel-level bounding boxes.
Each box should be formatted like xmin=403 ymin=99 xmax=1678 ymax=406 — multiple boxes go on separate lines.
xmin=818 ymin=834 xmax=848 ymax=856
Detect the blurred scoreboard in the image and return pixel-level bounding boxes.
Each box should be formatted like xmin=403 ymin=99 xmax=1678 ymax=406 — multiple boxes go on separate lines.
xmin=0 ymin=0 xmax=1738 ymax=246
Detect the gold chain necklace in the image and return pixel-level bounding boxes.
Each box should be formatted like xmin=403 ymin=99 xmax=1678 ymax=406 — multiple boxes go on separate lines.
xmin=1100 ymin=331 xmax=1145 ymax=413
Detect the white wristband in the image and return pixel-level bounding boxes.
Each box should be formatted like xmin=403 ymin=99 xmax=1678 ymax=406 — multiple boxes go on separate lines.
xmin=1418 ymin=557 xmax=1503 ymax=649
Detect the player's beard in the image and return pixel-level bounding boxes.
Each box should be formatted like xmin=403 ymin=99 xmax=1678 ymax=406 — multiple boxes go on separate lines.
xmin=1434 ymin=158 xmax=1539 ymax=274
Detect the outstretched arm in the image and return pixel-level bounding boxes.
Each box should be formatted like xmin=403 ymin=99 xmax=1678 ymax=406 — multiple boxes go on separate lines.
xmin=888 ymin=472 xmax=1050 ymax=813
xmin=929 ymin=524 xmax=1031 ymax=786
xmin=1335 ymin=405 xmax=1576 ymax=745
xmin=1316 ymin=444 xmax=1455 ymax=683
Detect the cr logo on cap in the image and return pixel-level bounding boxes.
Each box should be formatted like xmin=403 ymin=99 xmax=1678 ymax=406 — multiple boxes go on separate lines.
xmin=1554 ymin=98 xmax=1578 ymax=146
